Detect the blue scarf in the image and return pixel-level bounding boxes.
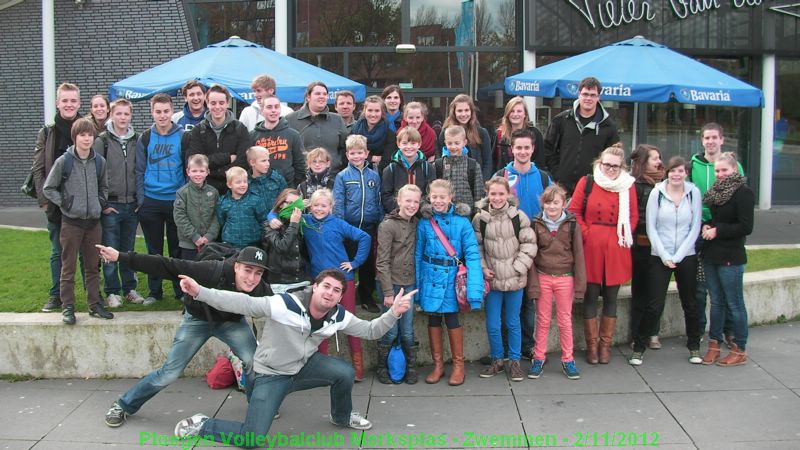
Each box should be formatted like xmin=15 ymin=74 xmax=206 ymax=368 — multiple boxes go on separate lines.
xmin=352 ymin=118 xmax=389 ymax=154
xmin=386 ymin=111 xmax=402 ymax=133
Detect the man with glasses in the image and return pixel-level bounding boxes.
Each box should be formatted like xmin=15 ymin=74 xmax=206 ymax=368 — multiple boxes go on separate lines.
xmin=543 ymin=77 xmax=620 ymax=195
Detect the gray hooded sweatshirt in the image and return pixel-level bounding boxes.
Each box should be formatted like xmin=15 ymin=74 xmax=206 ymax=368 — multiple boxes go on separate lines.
xmin=43 ymin=146 xmax=108 ymax=221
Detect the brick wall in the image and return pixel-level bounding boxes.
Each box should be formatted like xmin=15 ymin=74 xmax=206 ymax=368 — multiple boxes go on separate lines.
xmin=0 ymin=0 xmax=194 ymax=206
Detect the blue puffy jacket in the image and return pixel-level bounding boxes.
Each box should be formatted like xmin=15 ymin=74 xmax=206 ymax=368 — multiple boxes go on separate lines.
xmin=416 ymin=203 xmax=483 ymax=313
xmin=333 ymin=163 xmax=383 ymax=228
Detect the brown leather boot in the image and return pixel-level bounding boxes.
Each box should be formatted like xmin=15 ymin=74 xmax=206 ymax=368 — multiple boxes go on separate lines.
xmin=717 ymin=343 xmax=748 ymax=366
xmin=351 ymin=350 xmax=364 ymax=382
xmin=702 ymin=340 xmax=720 ymax=365
xmin=447 ymin=327 xmax=465 ymax=386
xmin=598 ymin=316 xmax=617 ymax=364
xmin=425 ymin=327 xmax=445 ymax=384
xmin=584 ymin=318 xmax=599 ymax=364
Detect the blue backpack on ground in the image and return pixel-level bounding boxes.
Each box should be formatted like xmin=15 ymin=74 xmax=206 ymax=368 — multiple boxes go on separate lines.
xmin=387 ymin=338 xmax=406 ymax=383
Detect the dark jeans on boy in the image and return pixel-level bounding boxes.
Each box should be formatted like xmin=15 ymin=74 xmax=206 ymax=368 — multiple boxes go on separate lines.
xmin=60 ymin=221 xmax=102 ymax=308
xmin=137 ymin=197 xmax=182 ymax=299
xmin=101 ymin=202 xmax=139 ymax=296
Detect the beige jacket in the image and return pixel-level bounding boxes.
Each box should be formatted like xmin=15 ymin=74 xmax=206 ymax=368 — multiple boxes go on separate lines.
xmin=472 ymin=198 xmax=537 ymax=291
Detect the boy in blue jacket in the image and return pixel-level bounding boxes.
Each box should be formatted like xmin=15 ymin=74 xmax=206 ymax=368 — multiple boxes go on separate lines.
xmin=333 ymin=135 xmax=383 ymax=313
xmin=135 ymin=93 xmax=186 ymax=305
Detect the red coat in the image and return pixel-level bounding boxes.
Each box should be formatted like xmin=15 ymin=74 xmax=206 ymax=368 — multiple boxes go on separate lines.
xmin=568 ymin=176 xmax=638 ymax=286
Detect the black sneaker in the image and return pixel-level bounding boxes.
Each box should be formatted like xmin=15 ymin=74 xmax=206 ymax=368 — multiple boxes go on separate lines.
xmin=42 ymin=297 xmax=62 ymax=312
xmin=62 ymin=305 xmax=76 ymax=325
xmin=105 ymin=402 xmax=127 ymax=427
xmin=89 ymin=303 xmax=114 ymax=320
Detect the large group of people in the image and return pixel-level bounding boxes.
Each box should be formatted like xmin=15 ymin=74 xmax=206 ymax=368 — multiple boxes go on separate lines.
xmin=30 ymin=75 xmax=755 ymax=448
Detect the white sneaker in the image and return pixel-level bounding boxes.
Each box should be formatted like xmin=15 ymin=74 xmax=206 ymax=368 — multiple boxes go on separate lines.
xmin=106 ymin=294 xmax=123 ymax=308
xmin=126 ymin=290 xmax=145 ymax=304
xmin=143 ymin=296 xmax=158 ymax=306
xmin=330 ymin=411 xmax=372 ymax=430
xmin=649 ymin=336 xmax=662 ymax=350
xmin=174 ymin=414 xmax=209 ymax=437
xmin=629 ymin=352 xmax=644 ymax=366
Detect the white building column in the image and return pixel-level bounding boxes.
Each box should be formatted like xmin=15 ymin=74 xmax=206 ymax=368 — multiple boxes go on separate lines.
xmin=759 ymin=54 xmax=775 ymax=210
xmin=523 ymin=49 xmax=537 ymax=126
xmin=42 ymin=0 xmax=55 ymax=122
xmin=275 ymin=0 xmax=288 ymax=55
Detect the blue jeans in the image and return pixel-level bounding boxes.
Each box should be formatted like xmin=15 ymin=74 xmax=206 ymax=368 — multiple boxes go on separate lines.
xmin=704 ymin=263 xmax=749 ymax=350
xmin=201 ymin=352 xmax=355 ymax=449
xmin=137 ymin=197 xmax=181 ymax=299
xmin=47 ymin=220 xmax=85 ymax=297
xmin=117 ymin=312 xmax=256 ymax=415
xmin=101 ymin=202 xmax=139 ymax=296
xmin=485 ymin=289 xmax=523 ymax=361
xmin=378 ymin=284 xmax=415 ymax=348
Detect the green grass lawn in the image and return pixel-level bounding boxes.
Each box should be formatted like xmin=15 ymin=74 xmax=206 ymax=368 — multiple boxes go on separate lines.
xmin=0 ymin=228 xmax=798 ymax=313
xmin=0 ymin=228 xmax=184 ymax=313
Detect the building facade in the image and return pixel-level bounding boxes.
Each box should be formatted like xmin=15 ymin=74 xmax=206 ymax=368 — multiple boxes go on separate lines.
xmin=1 ymin=0 xmax=798 ymax=206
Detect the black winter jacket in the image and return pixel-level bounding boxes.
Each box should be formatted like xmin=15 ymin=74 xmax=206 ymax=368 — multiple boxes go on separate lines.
xmin=261 ymin=220 xmax=309 ymax=284
xmin=380 ymin=150 xmax=435 ymax=213
xmin=118 ymin=251 xmax=272 ymax=322
xmin=543 ymin=102 xmax=620 ymax=194
xmin=704 ymin=185 xmax=755 ymax=266
xmin=186 ymin=118 xmax=251 ymax=194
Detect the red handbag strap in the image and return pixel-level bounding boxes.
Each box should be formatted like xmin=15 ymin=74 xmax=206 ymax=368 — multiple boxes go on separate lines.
xmin=429 ymin=217 xmax=458 ymax=259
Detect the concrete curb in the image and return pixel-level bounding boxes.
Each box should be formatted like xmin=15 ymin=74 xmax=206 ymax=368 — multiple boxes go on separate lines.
xmin=2 ymin=267 xmax=798 ymax=378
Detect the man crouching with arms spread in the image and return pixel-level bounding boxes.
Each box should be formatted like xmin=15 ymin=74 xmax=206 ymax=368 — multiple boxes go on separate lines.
xmin=174 ymin=269 xmax=416 ymax=448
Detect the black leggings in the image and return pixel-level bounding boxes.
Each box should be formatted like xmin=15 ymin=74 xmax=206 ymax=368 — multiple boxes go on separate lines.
xmin=428 ymin=312 xmax=461 ymax=329
xmin=584 ymin=283 xmax=620 ymax=319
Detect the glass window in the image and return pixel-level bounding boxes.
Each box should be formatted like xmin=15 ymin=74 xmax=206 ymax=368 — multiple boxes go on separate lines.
xmin=775 ymin=59 xmax=800 ymax=178
xmin=410 ymin=0 xmax=517 ymax=47
xmin=188 ymin=1 xmax=276 ymax=48
xmin=293 ymin=52 xmax=345 ymax=76
xmin=294 ymin=0 xmax=401 ymax=48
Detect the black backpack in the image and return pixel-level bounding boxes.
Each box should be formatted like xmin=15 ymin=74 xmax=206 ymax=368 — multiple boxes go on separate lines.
xmin=478 ymin=210 xmax=521 ymax=242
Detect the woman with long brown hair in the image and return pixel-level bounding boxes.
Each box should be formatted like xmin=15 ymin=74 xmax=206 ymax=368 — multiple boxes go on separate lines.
xmin=495 ymin=96 xmax=544 ymax=172
xmin=437 ymin=94 xmax=493 ymax=180
xmin=628 ymin=144 xmax=665 ymax=350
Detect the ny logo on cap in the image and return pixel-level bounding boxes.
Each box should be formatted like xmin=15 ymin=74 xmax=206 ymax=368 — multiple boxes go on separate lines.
xmin=255 ymin=250 xmax=264 ymax=261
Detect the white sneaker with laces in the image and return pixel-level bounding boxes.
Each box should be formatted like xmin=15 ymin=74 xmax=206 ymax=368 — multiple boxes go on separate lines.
xmin=126 ymin=290 xmax=145 ymax=304
xmin=106 ymin=294 xmax=123 ymax=308
xmin=330 ymin=411 xmax=372 ymax=430
xmin=174 ymin=414 xmax=209 ymax=437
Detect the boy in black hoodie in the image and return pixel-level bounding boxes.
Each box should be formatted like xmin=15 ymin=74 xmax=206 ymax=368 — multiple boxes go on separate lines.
xmin=250 ymin=95 xmax=305 ymax=187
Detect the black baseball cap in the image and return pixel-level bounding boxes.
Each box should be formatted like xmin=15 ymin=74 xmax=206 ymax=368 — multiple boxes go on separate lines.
xmin=235 ymin=246 xmax=268 ymax=269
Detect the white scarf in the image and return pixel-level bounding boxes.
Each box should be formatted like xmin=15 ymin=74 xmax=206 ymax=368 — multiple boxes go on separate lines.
xmin=592 ymin=165 xmax=635 ymax=248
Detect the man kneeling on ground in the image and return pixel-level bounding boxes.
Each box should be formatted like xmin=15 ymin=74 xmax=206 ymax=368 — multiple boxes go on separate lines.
xmin=98 ymin=244 xmax=271 ymax=428
xmin=174 ymin=269 xmax=416 ymax=448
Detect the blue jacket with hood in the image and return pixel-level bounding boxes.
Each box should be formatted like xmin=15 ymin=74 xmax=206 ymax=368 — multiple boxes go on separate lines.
xmin=494 ymin=162 xmax=551 ymax=219
xmin=135 ymin=123 xmax=185 ymax=205
xmin=416 ymin=203 xmax=483 ymax=312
